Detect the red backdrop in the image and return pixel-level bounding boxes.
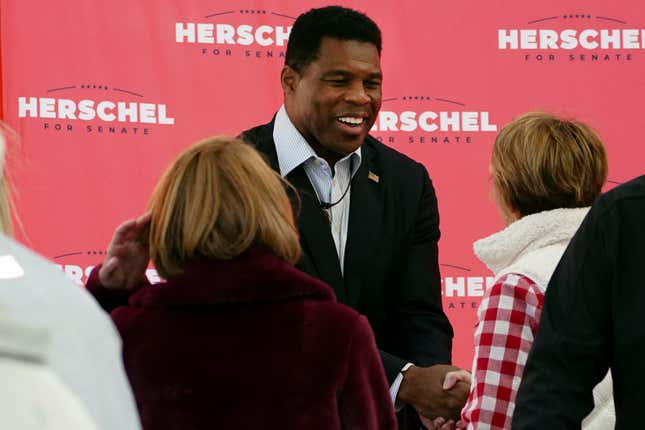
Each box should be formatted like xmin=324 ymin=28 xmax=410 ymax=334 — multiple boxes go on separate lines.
xmin=2 ymin=0 xmax=644 ymax=368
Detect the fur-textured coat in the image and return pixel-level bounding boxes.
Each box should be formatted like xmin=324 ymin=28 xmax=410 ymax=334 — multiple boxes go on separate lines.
xmin=87 ymin=247 xmax=396 ymax=430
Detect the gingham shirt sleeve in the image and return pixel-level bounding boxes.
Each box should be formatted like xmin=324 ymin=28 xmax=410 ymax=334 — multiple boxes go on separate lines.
xmin=461 ymin=273 xmax=544 ymax=429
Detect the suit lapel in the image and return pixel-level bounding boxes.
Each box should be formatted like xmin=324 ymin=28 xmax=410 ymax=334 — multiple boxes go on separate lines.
xmin=344 ymin=141 xmax=383 ymax=308
xmin=241 ymin=121 xmax=280 ymax=171
xmin=287 ymin=166 xmax=346 ymax=302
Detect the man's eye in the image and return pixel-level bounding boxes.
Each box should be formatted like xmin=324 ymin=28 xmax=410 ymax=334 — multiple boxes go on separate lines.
xmin=324 ymin=79 xmax=348 ymax=86
xmin=365 ymin=81 xmax=382 ymax=89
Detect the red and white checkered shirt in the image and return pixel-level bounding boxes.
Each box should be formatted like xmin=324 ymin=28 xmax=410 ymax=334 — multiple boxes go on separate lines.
xmin=461 ymin=273 xmax=544 ymax=429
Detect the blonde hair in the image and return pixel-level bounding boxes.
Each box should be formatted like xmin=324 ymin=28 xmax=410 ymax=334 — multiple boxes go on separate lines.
xmin=491 ymin=112 xmax=607 ymax=217
xmin=143 ymin=136 xmax=300 ymax=279
xmin=0 ymin=125 xmax=13 ymax=235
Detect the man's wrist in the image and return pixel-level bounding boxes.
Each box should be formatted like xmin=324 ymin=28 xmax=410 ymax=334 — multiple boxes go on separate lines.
xmin=397 ymin=364 xmax=419 ymax=405
xmin=390 ymin=363 xmax=414 ymax=409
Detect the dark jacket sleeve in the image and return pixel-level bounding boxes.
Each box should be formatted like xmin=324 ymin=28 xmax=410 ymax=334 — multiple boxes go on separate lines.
xmin=339 ymin=316 xmax=397 ymax=430
xmin=86 ymin=264 xmax=146 ymax=313
xmin=513 ymin=204 xmax=612 ymax=428
xmin=379 ymin=351 xmax=408 ymax=384
xmin=384 ymin=166 xmax=453 ymax=382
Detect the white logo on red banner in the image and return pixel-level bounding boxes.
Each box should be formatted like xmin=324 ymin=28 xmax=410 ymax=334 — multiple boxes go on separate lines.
xmin=498 ymin=13 xmax=640 ymax=62
xmin=16 ymin=85 xmax=176 ymax=135
xmin=174 ymin=9 xmax=294 ymax=59
xmin=370 ymin=95 xmax=498 ymax=145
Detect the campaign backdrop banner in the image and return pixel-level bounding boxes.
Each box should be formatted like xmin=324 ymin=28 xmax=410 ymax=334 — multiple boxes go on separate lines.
xmin=2 ymin=0 xmax=644 ymax=368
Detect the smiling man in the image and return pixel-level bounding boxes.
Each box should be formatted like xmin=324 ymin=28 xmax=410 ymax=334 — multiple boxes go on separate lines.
xmin=241 ymin=6 xmax=467 ymax=427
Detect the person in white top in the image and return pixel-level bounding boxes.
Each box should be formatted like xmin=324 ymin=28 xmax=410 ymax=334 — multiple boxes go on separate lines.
xmin=0 ymin=127 xmax=141 ymax=430
xmin=0 ymin=317 xmax=100 ymax=430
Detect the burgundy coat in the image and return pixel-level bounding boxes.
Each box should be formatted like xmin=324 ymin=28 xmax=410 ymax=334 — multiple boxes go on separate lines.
xmin=87 ymin=248 xmax=396 ymax=430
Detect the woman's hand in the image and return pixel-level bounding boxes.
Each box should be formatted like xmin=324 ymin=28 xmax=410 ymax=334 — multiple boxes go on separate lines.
xmin=99 ymin=213 xmax=151 ymax=290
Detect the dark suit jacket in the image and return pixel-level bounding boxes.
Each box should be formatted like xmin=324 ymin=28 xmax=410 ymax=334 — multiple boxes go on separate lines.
xmin=242 ymin=119 xmax=453 ymax=383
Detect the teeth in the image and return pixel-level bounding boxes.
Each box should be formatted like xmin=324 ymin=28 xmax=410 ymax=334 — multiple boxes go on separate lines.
xmin=338 ymin=117 xmax=364 ymax=125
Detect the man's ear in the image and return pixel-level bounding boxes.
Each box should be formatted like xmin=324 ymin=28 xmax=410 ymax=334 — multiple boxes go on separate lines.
xmin=281 ymin=65 xmax=299 ymax=94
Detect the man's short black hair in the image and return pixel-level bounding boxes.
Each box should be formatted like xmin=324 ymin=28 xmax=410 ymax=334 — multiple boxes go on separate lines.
xmin=285 ymin=6 xmax=382 ymax=72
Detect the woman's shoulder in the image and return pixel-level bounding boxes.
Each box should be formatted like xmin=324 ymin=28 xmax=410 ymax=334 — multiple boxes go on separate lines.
xmin=482 ymin=273 xmax=544 ymax=311
xmin=300 ymin=298 xmax=369 ymax=338
xmin=490 ymin=273 xmax=540 ymax=296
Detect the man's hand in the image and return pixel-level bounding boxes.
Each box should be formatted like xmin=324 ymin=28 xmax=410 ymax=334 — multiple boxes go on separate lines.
xmin=397 ymin=364 xmax=469 ymax=421
xmin=419 ymin=368 xmax=472 ymax=428
xmin=99 ymin=213 xmax=151 ymax=290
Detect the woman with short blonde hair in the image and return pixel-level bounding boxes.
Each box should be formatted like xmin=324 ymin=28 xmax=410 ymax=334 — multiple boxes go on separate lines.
xmin=459 ymin=112 xmax=614 ymax=429
xmin=144 ymin=136 xmax=300 ymax=277
xmin=87 ymin=136 xmax=396 ymax=430
xmin=490 ymin=112 xmax=607 ymax=219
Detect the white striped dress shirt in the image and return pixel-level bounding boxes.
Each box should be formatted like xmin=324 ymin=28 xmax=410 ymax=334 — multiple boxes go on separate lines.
xmin=273 ymin=105 xmax=361 ymax=274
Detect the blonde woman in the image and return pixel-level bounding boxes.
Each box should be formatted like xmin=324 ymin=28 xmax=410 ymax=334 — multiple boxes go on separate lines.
xmin=458 ymin=113 xmax=614 ymax=429
xmin=87 ymin=136 xmax=396 ymax=430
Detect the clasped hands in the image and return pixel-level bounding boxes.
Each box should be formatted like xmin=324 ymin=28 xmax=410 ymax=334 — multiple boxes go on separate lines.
xmin=398 ymin=364 xmax=471 ymax=430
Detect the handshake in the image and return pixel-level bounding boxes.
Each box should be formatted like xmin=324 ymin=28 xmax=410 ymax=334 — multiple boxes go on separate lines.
xmin=397 ymin=364 xmax=471 ymax=430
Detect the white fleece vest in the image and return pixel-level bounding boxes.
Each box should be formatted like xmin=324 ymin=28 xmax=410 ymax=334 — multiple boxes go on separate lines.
xmin=474 ymin=208 xmax=615 ymax=429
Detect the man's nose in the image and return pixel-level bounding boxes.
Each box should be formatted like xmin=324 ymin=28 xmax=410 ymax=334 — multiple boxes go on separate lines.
xmin=344 ymin=82 xmax=371 ymax=105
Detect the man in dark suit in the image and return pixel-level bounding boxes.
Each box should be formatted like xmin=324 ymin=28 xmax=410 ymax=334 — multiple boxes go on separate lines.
xmin=241 ymin=6 xmax=468 ymax=425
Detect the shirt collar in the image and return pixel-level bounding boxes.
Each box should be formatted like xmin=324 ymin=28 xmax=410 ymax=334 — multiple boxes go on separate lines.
xmin=273 ymin=105 xmax=361 ymax=177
